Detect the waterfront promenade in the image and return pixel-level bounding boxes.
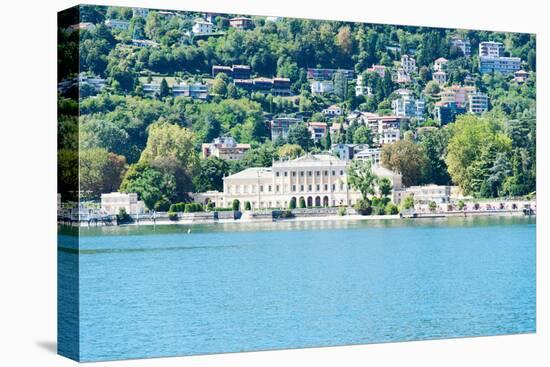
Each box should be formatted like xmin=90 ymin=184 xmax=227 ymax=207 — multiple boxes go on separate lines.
xmin=62 ymin=199 xmax=536 ymax=227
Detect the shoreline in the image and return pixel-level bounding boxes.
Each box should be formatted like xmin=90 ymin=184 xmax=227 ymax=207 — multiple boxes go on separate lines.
xmin=64 ymin=209 xmax=535 ymax=228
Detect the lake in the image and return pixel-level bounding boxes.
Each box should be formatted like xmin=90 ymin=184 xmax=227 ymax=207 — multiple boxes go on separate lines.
xmin=58 ymin=216 xmax=536 ymax=361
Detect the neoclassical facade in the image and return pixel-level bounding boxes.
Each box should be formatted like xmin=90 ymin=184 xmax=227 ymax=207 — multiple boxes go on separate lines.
xmin=193 ymin=154 xmax=402 ymax=210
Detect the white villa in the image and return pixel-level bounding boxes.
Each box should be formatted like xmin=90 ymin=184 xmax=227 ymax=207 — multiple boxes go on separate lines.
xmin=193 ymin=154 xmax=402 ymax=209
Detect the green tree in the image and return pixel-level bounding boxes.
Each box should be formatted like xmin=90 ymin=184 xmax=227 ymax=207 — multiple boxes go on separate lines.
xmin=425 ymin=80 xmax=441 ymax=95
xmin=445 ymin=115 xmax=511 ymax=196
xmin=287 ymin=123 xmax=312 ymax=151
xmin=401 ymin=196 xmax=414 ymax=210
xmin=420 ymin=128 xmax=452 ymax=185
xmin=377 ymin=177 xmax=392 ymax=204
xmin=322 ymin=129 xmax=332 ymax=150
xmin=120 ymin=162 xmax=176 ymax=210
xmin=79 ymin=148 xmax=127 ymax=199
xmin=352 ymin=125 xmax=372 ymax=144
xmin=299 ymin=197 xmax=306 ymax=208
xmin=278 ymin=144 xmax=305 ymax=159
xmin=159 ymin=78 xmax=170 ymax=99
xmin=212 ymin=73 xmax=229 ymax=96
xmin=150 ymin=156 xmax=193 ymax=202
xmin=381 ymin=140 xmax=428 ymax=187
xmin=333 ymin=71 xmax=348 ymax=100
xmin=193 ymin=157 xmax=230 ymax=193
xmin=347 ymin=159 xmax=377 ymax=201
xmin=139 ymin=121 xmax=199 ymax=176
xmin=232 ymin=199 xmax=240 ymax=211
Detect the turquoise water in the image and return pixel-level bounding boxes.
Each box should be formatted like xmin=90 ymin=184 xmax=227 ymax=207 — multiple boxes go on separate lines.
xmin=58 ymin=216 xmax=536 ymax=361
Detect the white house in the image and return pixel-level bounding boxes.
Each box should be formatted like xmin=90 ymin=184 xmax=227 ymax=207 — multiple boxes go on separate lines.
xmin=394 ymin=185 xmax=453 ymax=206
xmin=192 ymin=19 xmax=214 ymax=35
xmin=201 ymin=137 xmax=251 ymax=161
xmin=468 ymin=92 xmax=489 ymax=114
xmin=101 ymin=193 xmax=146 ymax=215
xmin=433 ymin=57 xmax=448 ymax=71
xmin=322 ymin=104 xmax=343 ymax=117
xmin=392 ymin=90 xmax=425 ymax=120
xmin=479 ymin=41 xmax=504 ymax=57
xmin=450 ymin=37 xmax=471 ymax=56
xmin=355 ymin=75 xmax=372 ymax=96
xmin=432 ymin=70 xmax=447 ymax=85
xmin=310 ymin=81 xmax=334 ymax=95
xmin=401 ymin=55 xmax=417 ymax=74
xmin=395 ymin=67 xmax=411 ymax=83
xmin=355 ymin=148 xmax=381 ymax=165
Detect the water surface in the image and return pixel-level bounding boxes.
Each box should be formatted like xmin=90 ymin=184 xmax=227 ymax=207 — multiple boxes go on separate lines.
xmin=59 ymin=216 xmax=536 ymax=361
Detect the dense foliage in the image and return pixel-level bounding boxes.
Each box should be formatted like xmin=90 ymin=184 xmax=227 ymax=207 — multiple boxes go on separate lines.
xmin=59 ymin=5 xmax=536 ymax=208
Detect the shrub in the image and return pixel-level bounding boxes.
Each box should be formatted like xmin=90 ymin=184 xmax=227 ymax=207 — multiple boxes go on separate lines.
xmin=428 ymin=201 xmax=437 ymax=212
xmin=244 ymin=201 xmax=252 ymax=210
xmin=354 ymin=199 xmax=372 ymax=215
xmin=299 ymin=197 xmax=306 ymax=208
xmin=215 ymin=207 xmax=233 ymax=211
xmin=169 ymin=203 xmax=186 ymax=212
xmin=338 ymin=207 xmax=347 ymax=216
xmin=289 ymin=198 xmax=296 ymax=209
xmin=401 ymin=196 xmax=414 ymax=210
xmin=232 ymin=199 xmax=240 ymax=211
xmin=457 ymin=200 xmax=465 ymax=210
xmin=385 ymin=203 xmax=399 ymax=215
xmin=116 ymin=207 xmax=131 ymax=223
xmin=168 ymin=212 xmax=179 ymax=221
xmin=184 ymin=203 xmax=204 ymax=213
xmin=154 ymin=198 xmax=171 ymax=212
xmin=473 ymin=202 xmax=480 ymax=210
xmin=372 ymin=205 xmax=385 ymax=215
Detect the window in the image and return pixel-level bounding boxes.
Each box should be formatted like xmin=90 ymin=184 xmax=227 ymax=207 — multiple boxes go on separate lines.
xmin=292 ymin=171 xmax=296 ymax=177
xmin=292 ymin=185 xmax=296 ymax=191
xmin=332 ymin=184 xmax=336 ymax=191
xmin=276 ymin=185 xmax=280 ymax=192
xmin=340 ymin=170 xmax=344 ymax=175
xmin=300 ymin=185 xmax=304 ymax=191
xmin=324 ymin=170 xmax=328 ymax=176
xmin=308 ymin=185 xmax=312 ymax=191
xmin=332 ymin=170 xmax=336 ymax=176
xmin=316 ymin=184 xmax=320 ymax=191
xmin=284 ymin=171 xmax=288 ymax=177
xmin=276 ymin=172 xmax=280 ymax=177
xmin=268 ymin=185 xmax=272 ymax=192
xmin=300 ymin=171 xmax=304 ymax=177
xmin=324 ymin=184 xmax=328 ymax=191
xmin=260 ymin=185 xmax=264 ymax=192
xmin=316 ymin=171 xmax=320 ymax=176
xmin=308 ymin=171 xmax=312 ymax=177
